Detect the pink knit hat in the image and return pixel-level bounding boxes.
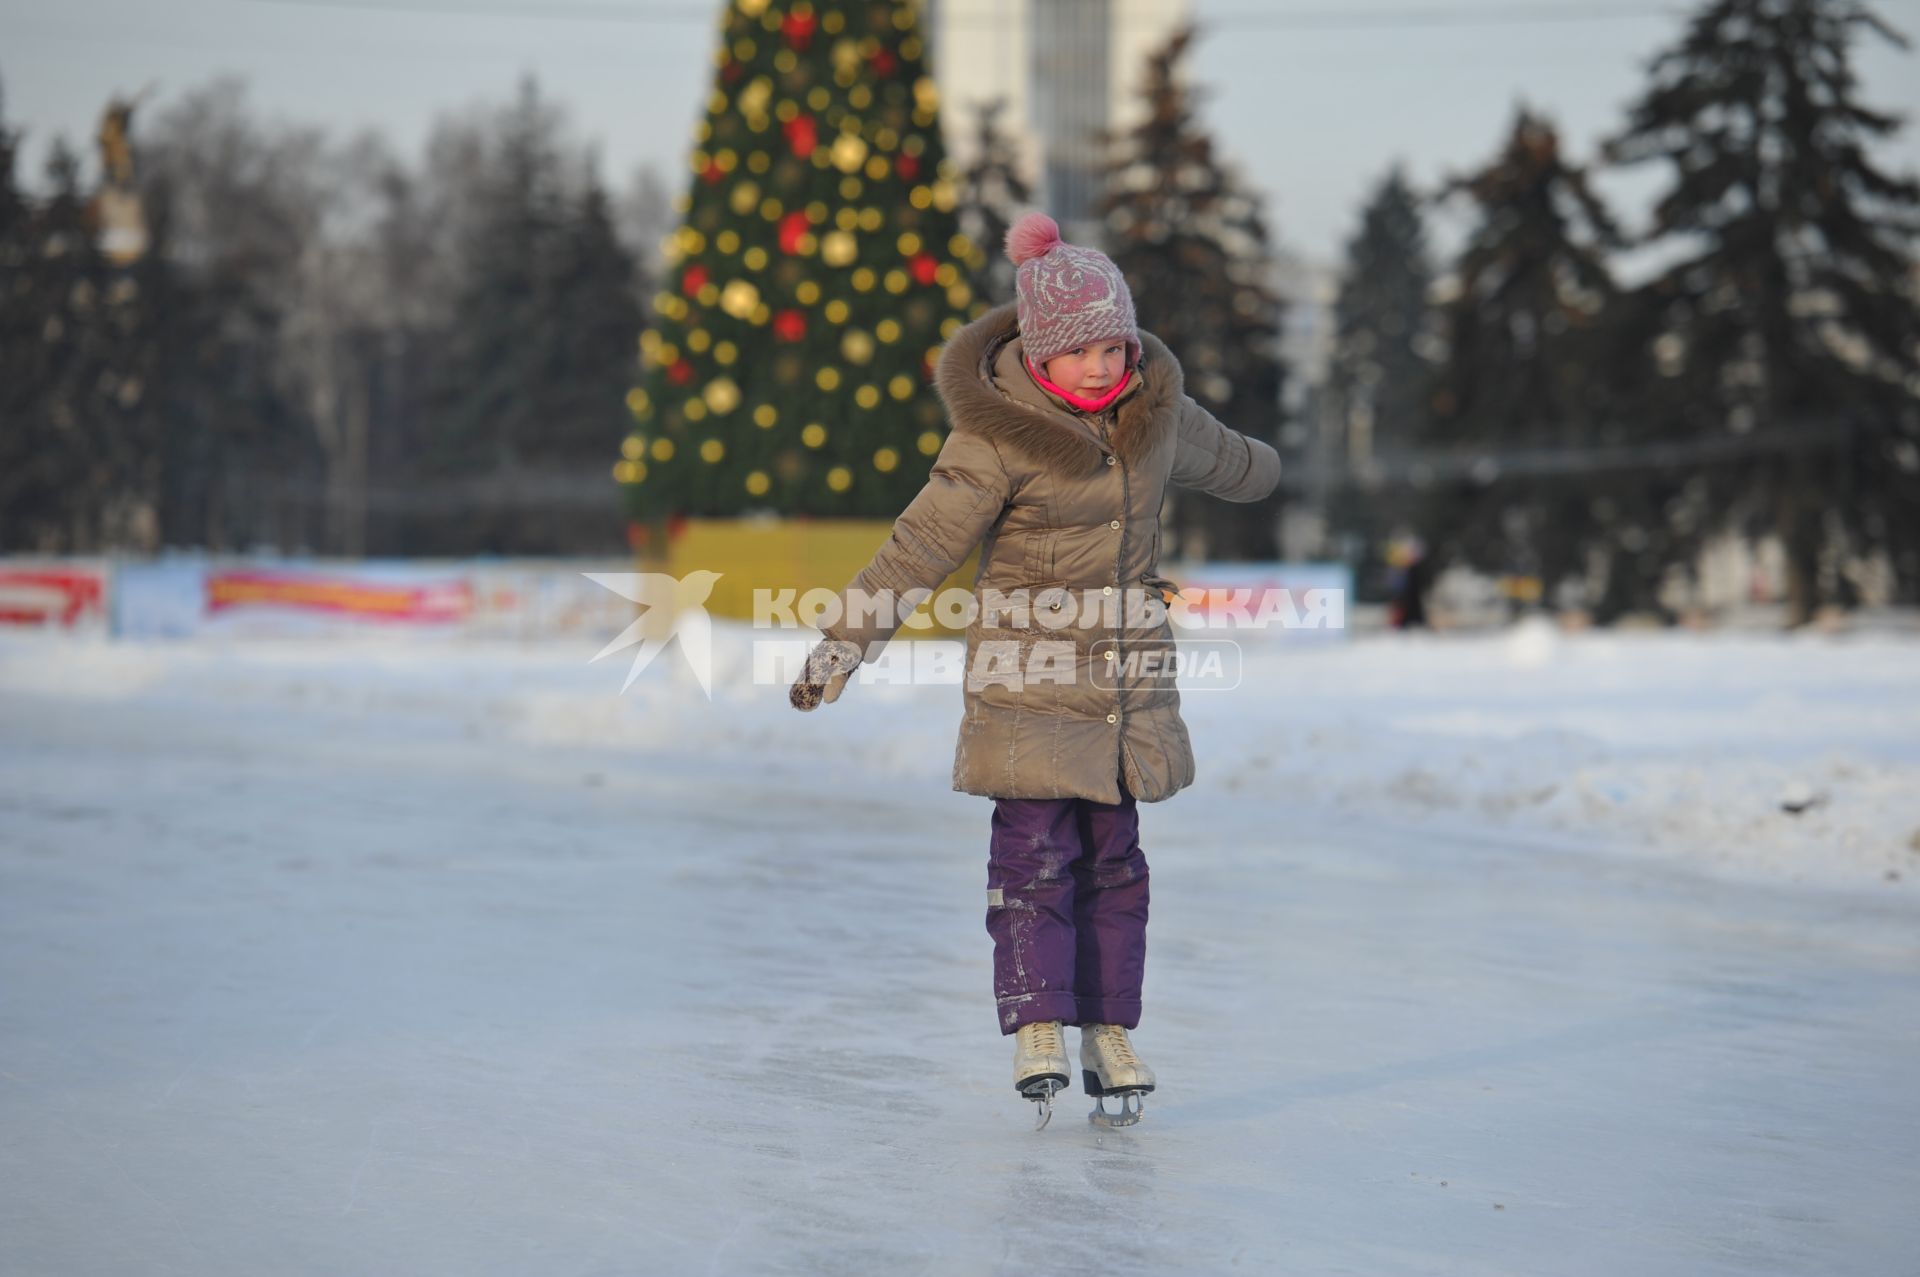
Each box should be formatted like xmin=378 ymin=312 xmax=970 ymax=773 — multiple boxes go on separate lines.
xmin=1005 ymin=212 xmax=1140 ymax=369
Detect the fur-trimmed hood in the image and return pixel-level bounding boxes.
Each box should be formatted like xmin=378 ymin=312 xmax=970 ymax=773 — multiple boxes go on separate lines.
xmin=934 ymin=302 xmax=1185 ymax=476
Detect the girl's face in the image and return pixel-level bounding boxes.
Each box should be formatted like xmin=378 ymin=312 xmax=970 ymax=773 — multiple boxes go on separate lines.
xmin=1042 ymin=340 xmax=1129 ymax=397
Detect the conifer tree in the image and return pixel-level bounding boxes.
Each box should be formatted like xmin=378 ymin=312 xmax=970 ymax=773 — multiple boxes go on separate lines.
xmin=1322 ymin=165 xmax=1435 ymax=585
xmin=1422 ymin=108 xmax=1627 ymax=607
xmin=619 ymin=0 xmax=981 ymax=525
xmin=426 ymin=80 xmax=642 ymax=551
xmin=1100 ymin=27 xmax=1284 ymax=562
xmin=430 ymin=79 xmax=573 ymax=480
xmin=1605 ymin=0 xmax=1920 ymax=617
xmin=0 ymin=81 xmax=44 ymax=547
xmin=1326 ymin=165 xmax=1434 ymax=473
xmin=548 ymin=176 xmax=644 ymax=466
xmin=956 ymin=98 xmax=1029 ymax=306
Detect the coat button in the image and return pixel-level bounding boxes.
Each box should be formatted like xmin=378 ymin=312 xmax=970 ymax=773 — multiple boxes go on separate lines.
xmin=1106 ymin=713 xmax=1118 ymax=724
xmin=1102 ymin=585 xmax=1113 ymax=595
xmin=1109 ymin=519 xmax=1121 ymax=530
xmin=1104 ymin=650 xmax=1116 ymax=660
xmin=1106 ymin=455 xmax=1117 ymax=466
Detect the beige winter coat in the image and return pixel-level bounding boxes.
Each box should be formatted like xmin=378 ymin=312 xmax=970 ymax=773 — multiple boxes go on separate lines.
xmin=823 ymin=302 xmax=1282 ymax=804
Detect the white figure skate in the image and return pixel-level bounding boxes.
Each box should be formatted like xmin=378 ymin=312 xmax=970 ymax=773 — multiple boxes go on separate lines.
xmin=1081 ymin=1024 xmax=1155 ymax=1128
xmin=1013 ymin=1020 xmax=1070 ymax=1129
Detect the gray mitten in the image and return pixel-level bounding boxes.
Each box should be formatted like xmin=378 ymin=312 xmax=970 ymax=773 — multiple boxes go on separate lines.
xmin=789 ymin=637 xmax=863 ymax=711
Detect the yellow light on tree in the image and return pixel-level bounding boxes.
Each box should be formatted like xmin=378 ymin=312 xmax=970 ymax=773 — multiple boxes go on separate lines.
xmin=842 ymin=330 xmax=875 ymax=364
xmin=721 ymin=279 xmax=761 ymax=318
xmin=831 ymin=134 xmax=869 ymax=173
xmin=821 ymin=230 xmax=857 ymax=266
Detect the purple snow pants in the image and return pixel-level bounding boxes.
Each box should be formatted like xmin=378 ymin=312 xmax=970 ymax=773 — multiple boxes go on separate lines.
xmin=985 ymin=776 xmax=1150 ymax=1035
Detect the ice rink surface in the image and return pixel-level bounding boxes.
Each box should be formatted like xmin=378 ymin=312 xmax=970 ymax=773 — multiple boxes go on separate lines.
xmin=2 ymin=626 xmax=1916 ymax=1275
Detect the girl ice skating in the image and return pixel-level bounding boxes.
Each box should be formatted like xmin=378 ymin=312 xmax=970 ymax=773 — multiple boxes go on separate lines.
xmin=791 ymin=211 xmax=1280 ymax=1127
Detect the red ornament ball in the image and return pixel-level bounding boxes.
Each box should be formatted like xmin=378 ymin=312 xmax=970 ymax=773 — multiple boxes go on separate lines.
xmin=908 ymin=252 xmax=938 ymax=286
xmin=681 ymin=264 xmax=709 ymax=297
xmin=782 ymin=9 xmax=815 ymax=48
xmin=870 ymin=47 xmax=897 ymax=77
xmin=668 ymin=359 xmax=695 ymax=386
xmin=778 ymin=210 xmax=811 ymax=255
xmin=773 ymin=309 xmax=807 ymax=342
xmin=783 ymin=114 xmax=818 ymax=160
xmin=894 ymin=153 xmax=919 ymax=182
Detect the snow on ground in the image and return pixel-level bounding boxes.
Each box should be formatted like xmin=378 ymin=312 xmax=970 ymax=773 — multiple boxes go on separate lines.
xmin=1 ymin=625 xmax=1916 ymax=1274
xmin=12 ymin=619 xmax=1910 ymax=893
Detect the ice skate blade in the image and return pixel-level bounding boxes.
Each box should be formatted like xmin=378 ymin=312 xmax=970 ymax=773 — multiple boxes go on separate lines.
xmin=1087 ymin=1090 xmax=1147 ymax=1129
xmin=1019 ymin=1078 xmax=1064 ymax=1131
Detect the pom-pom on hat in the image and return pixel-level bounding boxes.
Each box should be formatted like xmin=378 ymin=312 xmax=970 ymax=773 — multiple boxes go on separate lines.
xmin=1003 ymin=212 xmax=1140 ymax=369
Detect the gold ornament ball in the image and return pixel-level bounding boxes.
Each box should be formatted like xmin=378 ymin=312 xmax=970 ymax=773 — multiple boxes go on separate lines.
xmin=703 ymin=377 xmax=741 ymax=415
xmin=841 ymin=330 xmax=876 ymax=364
xmin=721 ymin=279 xmax=761 ymax=319
xmin=821 ymin=230 xmax=857 ymax=267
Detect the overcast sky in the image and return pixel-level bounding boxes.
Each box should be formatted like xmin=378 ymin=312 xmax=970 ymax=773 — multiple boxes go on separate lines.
xmin=4 ymin=0 xmax=1918 ymax=267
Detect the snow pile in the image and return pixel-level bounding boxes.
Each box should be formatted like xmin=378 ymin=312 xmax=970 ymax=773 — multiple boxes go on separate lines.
xmin=2 ymin=620 xmax=1914 ymax=892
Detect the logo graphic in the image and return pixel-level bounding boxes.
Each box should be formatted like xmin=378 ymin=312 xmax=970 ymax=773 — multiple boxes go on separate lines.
xmin=584 ymin=570 xmax=723 ymax=695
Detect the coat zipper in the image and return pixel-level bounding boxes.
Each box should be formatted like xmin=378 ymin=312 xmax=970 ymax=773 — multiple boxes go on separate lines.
xmin=1108 ymin=412 xmax=1127 ymax=731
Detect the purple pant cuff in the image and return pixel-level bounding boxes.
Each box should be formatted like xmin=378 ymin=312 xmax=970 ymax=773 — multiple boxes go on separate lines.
xmin=997 ymin=992 xmax=1081 ymax=1035
xmin=1073 ymin=997 xmax=1141 ymax=1029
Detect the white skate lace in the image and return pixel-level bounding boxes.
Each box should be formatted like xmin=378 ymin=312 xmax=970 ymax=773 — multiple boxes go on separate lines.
xmin=1024 ymin=1022 xmax=1063 ymax=1055
xmin=1094 ymin=1027 xmax=1137 ymax=1065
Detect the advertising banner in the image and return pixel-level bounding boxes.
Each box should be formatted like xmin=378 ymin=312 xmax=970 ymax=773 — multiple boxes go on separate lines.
xmin=0 ymin=563 xmax=110 ymax=630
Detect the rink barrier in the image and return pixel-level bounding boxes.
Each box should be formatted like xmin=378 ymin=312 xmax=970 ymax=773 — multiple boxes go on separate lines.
xmin=660 ymin=518 xmax=979 ymax=638
xmin=0 ymin=543 xmax=1352 ymax=643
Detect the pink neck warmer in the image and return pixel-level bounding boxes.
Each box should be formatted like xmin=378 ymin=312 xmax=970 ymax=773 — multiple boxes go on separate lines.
xmin=1024 ymin=357 xmax=1135 ymax=415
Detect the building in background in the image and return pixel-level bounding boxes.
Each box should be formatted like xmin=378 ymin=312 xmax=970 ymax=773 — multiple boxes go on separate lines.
xmin=926 ymin=0 xmax=1193 ymax=239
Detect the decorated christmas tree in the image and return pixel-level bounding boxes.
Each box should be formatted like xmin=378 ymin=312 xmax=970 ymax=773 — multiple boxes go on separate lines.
xmin=618 ymin=0 xmax=986 ymax=526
